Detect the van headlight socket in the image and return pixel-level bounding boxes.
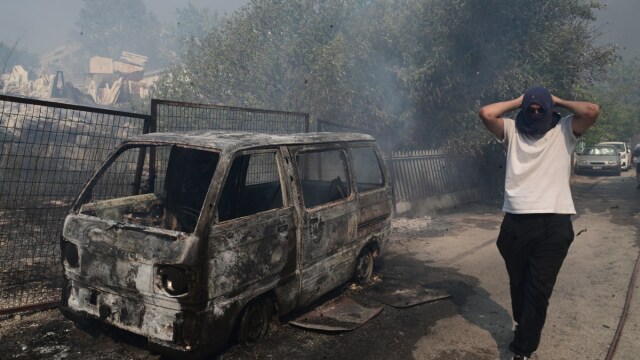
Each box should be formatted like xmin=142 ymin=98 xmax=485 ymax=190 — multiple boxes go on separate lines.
xmin=62 ymin=241 xmax=79 ymax=268
xmin=158 ymin=266 xmax=189 ymax=296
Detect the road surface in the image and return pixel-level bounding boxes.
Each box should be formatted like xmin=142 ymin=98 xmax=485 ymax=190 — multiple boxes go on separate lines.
xmin=1 ymin=174 xmax=638 ymax=360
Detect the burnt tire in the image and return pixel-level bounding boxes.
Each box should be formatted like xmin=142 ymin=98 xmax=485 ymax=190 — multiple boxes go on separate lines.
xmin=237 ymin=297 xmax=271 ymax=345
xmin=354 ymin=248 xmax=374 ymax=285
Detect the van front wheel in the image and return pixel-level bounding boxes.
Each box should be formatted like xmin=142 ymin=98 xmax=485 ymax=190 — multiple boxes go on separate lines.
xmin=237 ymin=298 xmax=271 ymax=345
xmin=354 ymin=248 xmax=373 ymax=285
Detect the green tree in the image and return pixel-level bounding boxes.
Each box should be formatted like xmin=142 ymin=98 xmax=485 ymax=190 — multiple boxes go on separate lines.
xmin=153 ymin=0 xmax=617 ymax=151
xmin=578 ymin=57 xmax=640 ymax=145
xmin=410 ymin=0 xmax=616 ymax=149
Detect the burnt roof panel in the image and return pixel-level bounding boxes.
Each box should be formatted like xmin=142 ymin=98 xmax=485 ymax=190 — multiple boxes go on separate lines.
xmin=122 ymin=131 xmax=375 ymax=152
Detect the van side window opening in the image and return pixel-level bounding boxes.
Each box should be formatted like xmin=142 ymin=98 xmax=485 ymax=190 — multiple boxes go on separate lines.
xmin=217 ymin=152 xmax=283 ymax=222
xmin=296 ymin=149 xmax=351 ymax=208
xmin=78 ymin=145 xmax=219 ymax=233
xmin=351 ymin=147 xmax=385 ymax=192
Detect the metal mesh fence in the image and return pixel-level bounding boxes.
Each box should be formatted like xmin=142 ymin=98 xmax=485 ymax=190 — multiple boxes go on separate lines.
xmin=151 ymin=99 xmax=310 ymax=193
xmin=0 ymin=95 xmax=150 ymax=314
xmin=152 ymin=100 xmax=310 ymax=133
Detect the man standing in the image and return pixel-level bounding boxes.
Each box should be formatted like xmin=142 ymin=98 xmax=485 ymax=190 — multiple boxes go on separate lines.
xmin=478 ymin=86 xmax=599 ymax=360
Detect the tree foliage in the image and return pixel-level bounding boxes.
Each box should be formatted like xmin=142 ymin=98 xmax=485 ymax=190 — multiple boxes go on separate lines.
xmin=159 ymin=4 xmax=223 ymax=65
xmin=578 ymin=57 xmax=640 ymax=145
xmin=153 ymin=0 xmax=617 ymax=150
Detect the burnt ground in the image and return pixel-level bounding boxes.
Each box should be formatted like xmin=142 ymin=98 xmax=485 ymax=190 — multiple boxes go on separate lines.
xmin=1 ymin=174 xmax=640 ymax=360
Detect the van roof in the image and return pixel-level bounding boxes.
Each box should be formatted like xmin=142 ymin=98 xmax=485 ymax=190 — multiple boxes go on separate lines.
xmin=123 ymin=130 xmax=376 ymax=152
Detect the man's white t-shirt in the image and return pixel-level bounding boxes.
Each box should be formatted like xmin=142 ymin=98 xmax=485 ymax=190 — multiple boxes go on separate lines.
xmin=500 ymin=116 xmax=578 ymax=214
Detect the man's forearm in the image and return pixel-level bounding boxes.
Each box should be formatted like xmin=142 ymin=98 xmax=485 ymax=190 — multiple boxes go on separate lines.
xmin=553 ymin=95 xmax=599 ymax=134
xmin=478 ymin=96 xmax=522 ymax=139
xmin=553 ymin=97 xmax=599 ymax=119
xmin=479 ymin=97 xmax=522 ymax=120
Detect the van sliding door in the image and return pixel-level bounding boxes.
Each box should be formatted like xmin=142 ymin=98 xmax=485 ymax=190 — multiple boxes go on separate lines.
xmin=293 ymin=147 xmax=358 ymax=306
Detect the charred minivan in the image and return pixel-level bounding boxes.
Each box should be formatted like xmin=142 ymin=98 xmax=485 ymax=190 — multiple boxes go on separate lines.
xmin=60 ymin=130 xmax=392 ymax=357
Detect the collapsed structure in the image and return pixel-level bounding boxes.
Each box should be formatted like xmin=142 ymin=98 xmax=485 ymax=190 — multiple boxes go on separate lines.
xmin=0 ymin=51 xmax=159 ymax=106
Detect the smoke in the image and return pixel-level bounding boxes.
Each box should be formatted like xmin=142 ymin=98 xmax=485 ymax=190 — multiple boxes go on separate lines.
xmin=594 ymin=0 xmax=640 ymax=59
xmin=0 ymin=0 xmax=248 ymax=56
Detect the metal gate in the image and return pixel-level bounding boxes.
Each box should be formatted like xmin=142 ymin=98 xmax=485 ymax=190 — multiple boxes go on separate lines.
xmin=0 ymin=95 xmax=151 ymax=314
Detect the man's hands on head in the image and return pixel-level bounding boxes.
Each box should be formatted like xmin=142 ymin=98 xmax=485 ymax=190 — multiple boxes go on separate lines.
xmin=478 ymin=95 xmax=523 ymax=140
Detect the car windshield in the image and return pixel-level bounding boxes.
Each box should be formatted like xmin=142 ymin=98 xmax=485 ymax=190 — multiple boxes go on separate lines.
xmin=610 ymin=144 xmax=625 ymax=152
xmin=584 ymin=146 xmax=617 ymax=156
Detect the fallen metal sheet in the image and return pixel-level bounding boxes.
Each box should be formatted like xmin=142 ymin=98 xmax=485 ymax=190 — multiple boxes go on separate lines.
xmin=289 ymin=296 xmax=383 ymax=332
xmin=367 ymin=282 xmax=451 ymax=308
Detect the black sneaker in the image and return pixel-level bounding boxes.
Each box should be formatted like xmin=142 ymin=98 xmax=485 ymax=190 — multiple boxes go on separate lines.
xmin=512 ymin=354 xmax=530 ymax=360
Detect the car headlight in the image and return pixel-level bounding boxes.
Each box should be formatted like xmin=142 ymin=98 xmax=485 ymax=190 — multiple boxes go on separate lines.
xmin=577 ymin=160 xmax=588 ymax=165
xmin=607 ymin=160 xmax=617 ymax=165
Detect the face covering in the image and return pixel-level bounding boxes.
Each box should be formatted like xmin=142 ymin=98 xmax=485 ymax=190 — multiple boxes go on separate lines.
xmin=515 ymin=86 xmax=561 ymax=136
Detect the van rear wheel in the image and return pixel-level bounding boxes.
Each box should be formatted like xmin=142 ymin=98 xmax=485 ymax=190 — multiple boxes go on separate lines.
xmin=237 ymin=298 xmax=271 ymax=345
xmin=354 ymin=248 xmax=373 ymax=285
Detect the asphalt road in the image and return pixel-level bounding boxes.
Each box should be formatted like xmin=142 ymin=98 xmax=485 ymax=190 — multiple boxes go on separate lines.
xmin=1 ymin=174 xmax=639 ymax=360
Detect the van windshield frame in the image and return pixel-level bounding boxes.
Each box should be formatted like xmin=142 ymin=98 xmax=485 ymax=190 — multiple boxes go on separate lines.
xmin=75 ymin=144 xmax=220 ymax=233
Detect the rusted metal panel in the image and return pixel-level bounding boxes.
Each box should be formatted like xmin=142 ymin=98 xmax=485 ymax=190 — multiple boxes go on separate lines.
xmin=367 ymin=281 xmax=451 ymax=308
xmin=122 ymin=131 xmax=375 ymax=154
xmin=290 ymin=296 xmax=382 ymax=331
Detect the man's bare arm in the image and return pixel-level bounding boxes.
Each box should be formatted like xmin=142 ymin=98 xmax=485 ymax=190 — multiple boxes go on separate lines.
xmin=478 ymin=96 xmax=523 ymax=140
xmin=552 ymin=95 xmax=599 ymax=135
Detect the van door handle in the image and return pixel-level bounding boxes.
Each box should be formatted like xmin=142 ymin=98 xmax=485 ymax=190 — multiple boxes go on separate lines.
xmin=309 ymin=216 xmax=321 ymax=237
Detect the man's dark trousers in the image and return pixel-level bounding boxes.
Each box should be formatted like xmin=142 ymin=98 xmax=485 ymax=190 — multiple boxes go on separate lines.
xmin=497 ymin=212 xmax=574 ymax=355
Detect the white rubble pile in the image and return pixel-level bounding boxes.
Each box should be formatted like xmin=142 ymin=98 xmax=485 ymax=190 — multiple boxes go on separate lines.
xmin=392 ymin=216 xmax=433 ymax=233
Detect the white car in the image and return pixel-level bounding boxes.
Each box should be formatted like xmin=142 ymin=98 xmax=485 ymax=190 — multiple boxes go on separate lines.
xmin=597 ymin=141 xmax=632 ymax=170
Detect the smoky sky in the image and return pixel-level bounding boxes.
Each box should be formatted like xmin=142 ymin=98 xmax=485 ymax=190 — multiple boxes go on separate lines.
xmin=0 ymin=0 xmax=248 ymax=56
xmin=595 ymin=0 xmax=640 ymax=58
xmin=1 ymin=0 xmax=638 ymax=59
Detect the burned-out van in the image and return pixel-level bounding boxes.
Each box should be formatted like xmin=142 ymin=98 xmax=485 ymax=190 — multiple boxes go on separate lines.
xmin=60 ymin=131 xmax=392 ymax=357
